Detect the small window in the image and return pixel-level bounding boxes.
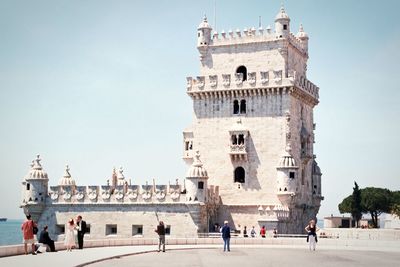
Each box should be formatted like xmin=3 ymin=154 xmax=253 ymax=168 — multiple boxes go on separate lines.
xmin=233 ymin=100 xmax=239 ymax=114
xmin=198 ymin=181 xmax=204 ymax=189
xmin=106 ymin=224 xmax=117 ymax=235
xmin=234 ymin=167 xmax=245 ymax=183
xmin=132 ymin=225 xmax=143 ymax=236
xmin=236 ymin=65 xmax=247 ymax=81
xmin=165 ymin=225 xmax=171 ymax=235
xmin=283 ymin=24 xmax=287 ymax=30
xmin=198 ymin=32 xmax=200 ymax=37
xmin=39 ymin=193 xmax=42 ymax=196
xmin=86 ymin=224 xmax=91 ymax=234
xmin=289 ymin=172 xmax=295 ymax=179
xmin=185 ymin=141 xmax=190 ymax=151
xmin=189 ymin=141 xmax=193 ymax=150
xmin=26 ymin=183 xmax=30 ymax=190
xmin=55 ymin=224 xmax=65 ymax=235
xmin=240 ymin=100 xmax=246 ymax=114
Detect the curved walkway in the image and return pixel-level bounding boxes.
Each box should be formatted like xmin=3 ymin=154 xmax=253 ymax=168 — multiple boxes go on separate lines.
xmin=1 ymin=241 xmax=399 ymax=267
xmin=88 ymin=247 xmax=400 ymax=267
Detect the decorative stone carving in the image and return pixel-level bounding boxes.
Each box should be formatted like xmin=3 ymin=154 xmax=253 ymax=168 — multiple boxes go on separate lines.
xmin=114 ymin=186 xmax=124 ymax=201
xmin=49 ymin=186 xmax=59 ymax=201
xmin=248 ymin=72 xmax=256 ymax=85
xmin=209 ymin=75 xmax=217 ymax=88
xmin=62 ymin=187 xmax=72 ymax=201
xmin=101 ymin=186 xmax=111 ymax=200
xmin=273 ymin=70 xmax=282 ymax=81
xmin=75 ymin=186 xmax=86 ymax=201
xmin=235 ymin=73 xmax=243 ymax=85
xmin=222 ymin=74 xmax=231 ymax=87
xmin=186 ymin=77 xmax=192 ymax=90
xmin=260 ymin=71 xmax=269 ymax=84
xmin=87 ymin=186 xmax=98 ymax=201
xmin=196 ymin=76 xmax=205 ymax=89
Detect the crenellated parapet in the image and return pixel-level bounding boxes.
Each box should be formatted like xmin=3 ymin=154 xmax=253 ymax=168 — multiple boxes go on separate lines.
xmin=186 ymin=71 xmax=319 ymax=104
xmin=48 ymin=182 xmax=220 ymax=205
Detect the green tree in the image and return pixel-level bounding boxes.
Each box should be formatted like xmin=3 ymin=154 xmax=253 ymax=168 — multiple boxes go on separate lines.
xmin=391 ymin=191 xmax=400 ymax=218
xmin=338 ymin=195 xmax=352 ymax=214
xmin=351 ymin=182 xmax=362 ymax=227
xmin=360 ymin=187 xmax=392 ymax=228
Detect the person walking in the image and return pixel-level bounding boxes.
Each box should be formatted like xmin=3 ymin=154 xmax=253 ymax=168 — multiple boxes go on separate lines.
xmin=305 ymin=219 xmax=320 ymax=251
xmin=221 ymin=220 xmax=231 ymax=252
xmin=39 ymin=225 xmax=56 ymax=252
xmin=76 ymin=215 xmax=87 ymax=249
xmin=155 ymin=221 xmax=166 ymax=252
xmin=21 ymin=214 xmax=37 ymax=255
xmin=260 ymin=225 xmax=266 ymax=238
xmin=64 ymin=218 xmax=76 ymax=251
xmin=250 ymin=226 xmax=256 ymax=237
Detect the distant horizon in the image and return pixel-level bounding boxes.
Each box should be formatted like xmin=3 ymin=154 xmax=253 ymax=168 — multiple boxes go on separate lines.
xmin=1 ymin=0 xmax=399 ymax=219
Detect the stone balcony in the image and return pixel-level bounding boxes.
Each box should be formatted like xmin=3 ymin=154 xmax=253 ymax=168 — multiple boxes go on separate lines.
xmin=229 ymin=144 xmax=247 ymax=161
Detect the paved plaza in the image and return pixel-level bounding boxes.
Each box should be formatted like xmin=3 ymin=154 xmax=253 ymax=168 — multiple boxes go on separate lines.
xmin=89 ymin=247 xmax=400 ymax=267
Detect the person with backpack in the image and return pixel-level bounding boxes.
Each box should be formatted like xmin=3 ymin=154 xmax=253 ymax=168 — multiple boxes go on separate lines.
xmin=21 ymin=214 xmax=37 ymax=255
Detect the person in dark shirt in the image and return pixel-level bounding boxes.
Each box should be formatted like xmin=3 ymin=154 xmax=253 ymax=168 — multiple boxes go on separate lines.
xmin=305 ymin=219 xmax=320 ymax=251
xmin=76 ymin=215 xmax=87 ymax=249
xmin=155 ymin=221 xmax=166 ymax=252
xmin=39 ymin=225 xmax=56 ymax=252
xmin=220 ymin=220 xmax=231 ymax=252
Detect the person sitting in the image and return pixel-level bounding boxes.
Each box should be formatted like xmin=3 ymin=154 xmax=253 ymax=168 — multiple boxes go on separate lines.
xmin=38 ymin=225 xmax=56 ymax=252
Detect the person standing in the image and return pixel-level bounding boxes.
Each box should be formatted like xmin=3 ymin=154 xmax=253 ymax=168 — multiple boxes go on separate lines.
xmin=305 ymin=219 xmax=320 ymax=251
xmin=243 ymin=226 xmax=248 ymax=237
xmin=155 ymin=221 xmax=166 ymax=252
xmin=221 ymin=220 xmax=231 ymax=252
xmin=260 ymin=225 xmax=266 ymax=238
xmin=76 ymin=215 xmax=87 ymax=249
xmin=64 ymin=218 xmax=76 ymax=251
xmin=21 ymin=214 xmax=37 ymax=255
xmin=39 ymin=225 xmax=56 ymax=252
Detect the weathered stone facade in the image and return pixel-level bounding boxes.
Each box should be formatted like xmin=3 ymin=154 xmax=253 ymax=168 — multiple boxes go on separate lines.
xmin=184 ymin=6 xmax=323 ymax=233
xmin=20 ymin=6 xmax=323 ymax=240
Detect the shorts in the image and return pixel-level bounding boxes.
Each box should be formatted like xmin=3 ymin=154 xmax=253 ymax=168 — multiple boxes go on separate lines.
xmin=23 ymin=238 xmax=35 ymax=244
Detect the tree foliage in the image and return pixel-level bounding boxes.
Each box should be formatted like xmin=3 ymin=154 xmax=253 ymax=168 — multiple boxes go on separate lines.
xmin=338 ymin=186 xmax=395 ymax=228
xmin=351 ymin=182 xmax=362 ymax=227
xmin=391 ymin=191 xmax=400 ymax=218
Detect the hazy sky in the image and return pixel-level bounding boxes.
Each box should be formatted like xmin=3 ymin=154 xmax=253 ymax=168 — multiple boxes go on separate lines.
xmin=0 ymin=0 xmax=399 ymax=219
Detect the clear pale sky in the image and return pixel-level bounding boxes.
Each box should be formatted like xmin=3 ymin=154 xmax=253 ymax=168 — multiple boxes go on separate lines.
xmin=0 ymin=0 xmax=399 ymax=219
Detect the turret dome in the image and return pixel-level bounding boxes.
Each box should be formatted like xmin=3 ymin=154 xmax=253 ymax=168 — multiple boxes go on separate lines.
xmin=275 ymin=6 xmax=290 ymax=21
xmin=278 ymin=144 xmax=298 ymax=168
xmin=116 ymin=166 xmax=127 ymax=186
xmin=58 ymin=165 xmax=76 ymax=186
xmin=198 ymin=14 xmax=211 ymax=29
xmin=25 ymin=155 xmax=48 ymax=180
xmin=296 ymin=24 xmax=309 ymax=39
xmin=186 ymin=151 xmax=208 ymax=178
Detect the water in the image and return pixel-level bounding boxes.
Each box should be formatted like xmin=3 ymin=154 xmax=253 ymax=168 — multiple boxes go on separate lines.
xmin=0 ymin=219 xmax=23 ymax=246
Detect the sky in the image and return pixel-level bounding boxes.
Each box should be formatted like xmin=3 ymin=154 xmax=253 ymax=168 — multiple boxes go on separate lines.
xmin=0 ymin=0 xmax=399 ymax=220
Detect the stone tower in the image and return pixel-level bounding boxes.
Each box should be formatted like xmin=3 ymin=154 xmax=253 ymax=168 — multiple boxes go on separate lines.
xmin=184 ymin=6 xmax=323 ymax=233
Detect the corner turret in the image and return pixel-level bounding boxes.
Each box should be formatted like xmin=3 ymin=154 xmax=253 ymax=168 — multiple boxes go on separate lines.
xmin=296 ymin=24 xmax=309 ymax=51
xmin=185 ymin=151 xmax=208 ymax=202
xmin=20 ymin=155 xmax=49 ymax=221
xmin=197 ymin=15 xmax=212 ymax=61
xmin=275 ymin=5 xmax=290 ymax=38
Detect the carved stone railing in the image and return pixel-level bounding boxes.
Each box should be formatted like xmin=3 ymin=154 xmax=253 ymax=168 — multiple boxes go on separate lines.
xmin=229 ymin=144 xmax=246 ymax=154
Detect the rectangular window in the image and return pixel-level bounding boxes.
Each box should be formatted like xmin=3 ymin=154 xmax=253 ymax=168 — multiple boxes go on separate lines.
xmin=198 ymin=181 xmax=204 ymax=189
xmin=132 ymin=225 xmax=143 ymax=236
xmin=55 ymin=224 xmax=65 ymax=235
xmin=26 ymin=183 xmax=30 ymax=190
xmin=86 ymin=224 xmax=91 ymax=234
xmin=106 ymin=224 xmax=117 ymax=235
xmin=165 ymin=225 xmax=171 ymax=235
xmin=289 ymin=172 xmax=295 ymax=179
xmin=283 ymin=25 xmax=287 ymax=30
xmin=185 ymin=141 xmax=190 ymax=151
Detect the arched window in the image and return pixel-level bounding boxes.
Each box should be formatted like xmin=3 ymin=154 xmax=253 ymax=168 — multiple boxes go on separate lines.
xmin=238 ymin=134 xmax=244 ymax=145
xmin=233 ymin=100 xmax=239 ymax=114
xmin=231 ymin=135 xmax=238 ymax=145
xmin=236 ymin=66 xmax=247 ymax=81
xmin=240 ymin=99 xmax=246 ymax=114
xmin=234 ymin=167 xmax=245 ymax=183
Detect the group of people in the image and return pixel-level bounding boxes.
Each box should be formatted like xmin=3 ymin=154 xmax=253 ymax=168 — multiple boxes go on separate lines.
xmin=21 ymin=214 xmax=87 ymax=255
xmin=220 ymin=219 xmax=320 ymax=252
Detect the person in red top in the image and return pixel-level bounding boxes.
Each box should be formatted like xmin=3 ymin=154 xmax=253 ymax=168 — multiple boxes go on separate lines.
xmin=260 ymin=225 xmax=266 ymax=238
xmin=21 ymin=214 xmax=37 ymax=255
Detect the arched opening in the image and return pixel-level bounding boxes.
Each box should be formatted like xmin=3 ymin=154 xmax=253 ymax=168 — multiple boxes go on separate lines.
xmin=198 ymin=181 xmax=204 ymax=189
xmin=240 ymin=99 xmax=246 ymax=114
xmin=233 ymin=100 xmax=239 ymax=114
xmin=26 ymin=183 xmax=30 ymax=190
xmin=238 ymin=134 xmax=244 ymax=145
xmin=236 ymin=66 xmax=247 ymax=81
xmin=231 ymin=135 xmax=238 ymax=145
xmin=234 ymin=167 xmax=245 ymax=183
